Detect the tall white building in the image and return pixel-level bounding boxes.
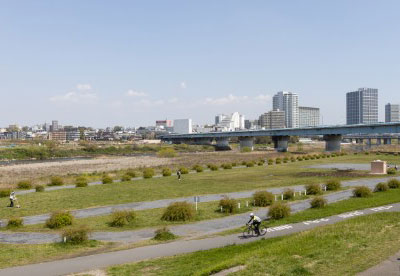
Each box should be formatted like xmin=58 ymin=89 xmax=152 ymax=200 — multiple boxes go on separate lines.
xmin=173 ymin=119 xmax=192 ymax=134
xmin=215 ymin=112 xmax=245 ymax=131
xmin=385 ymin=103 xmax=400 ymax=122
xmin=272 ymin=91 xmax=299 ymax=128
xmin=299 ymin=106 xmax=320 ymax=127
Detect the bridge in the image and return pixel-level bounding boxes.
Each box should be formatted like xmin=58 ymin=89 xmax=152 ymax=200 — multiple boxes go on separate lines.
xmin=160 ymin=122 xmax=400 ymax=152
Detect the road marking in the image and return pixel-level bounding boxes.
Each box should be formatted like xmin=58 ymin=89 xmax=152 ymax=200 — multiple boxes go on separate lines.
xmin=370 ymin=206 xmax=393 ymax=212
xmin=267 ymin=225 xmax=293 ymax=233
xmin=338 ymin=211 xmax=364 ymax=218
xmin=303 ymin=218 xmax=329 ymax=225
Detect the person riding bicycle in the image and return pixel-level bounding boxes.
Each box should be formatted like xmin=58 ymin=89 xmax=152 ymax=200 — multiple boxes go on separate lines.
xmin=247 ymin=213 xmax=261 ymax=235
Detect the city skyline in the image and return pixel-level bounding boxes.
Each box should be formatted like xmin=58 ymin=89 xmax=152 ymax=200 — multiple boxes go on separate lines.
xmin=1 ymin=1 xmax=400 ymax=127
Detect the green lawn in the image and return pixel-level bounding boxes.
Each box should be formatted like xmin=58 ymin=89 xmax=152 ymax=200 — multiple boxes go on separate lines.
xmin=0 ymin=155 xmax=389 ymax=219
xmin=107 ymin=212 xmax=400 ymax=276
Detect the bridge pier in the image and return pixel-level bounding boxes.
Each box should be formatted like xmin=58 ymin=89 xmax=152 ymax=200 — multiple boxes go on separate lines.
xmin=239 ymin=137 xmax=254 ymax=151
xmin=272 ymin=136 xmax=289 ymax=152
xmin=384 ymin=138 xmax=392 ymax=145
xmin=215 ymin=137 xmax=231 ymax=151
xmin=192 ymin=138 xmax=213 ymax=145
xmin=323 ymin=134 xmax=342 ymax=152
xmin=377 ymin=138 xmax=382 ymax=145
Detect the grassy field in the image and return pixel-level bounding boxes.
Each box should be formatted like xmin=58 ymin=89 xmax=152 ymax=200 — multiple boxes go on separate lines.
xmin=107 ymin=212 xmax=400 ymax=276
xmin=0 ymin=155 xmax=382 ymax=219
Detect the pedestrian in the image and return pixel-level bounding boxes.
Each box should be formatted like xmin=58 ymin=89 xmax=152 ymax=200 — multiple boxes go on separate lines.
xmin=9 ymin=192 xmax=16 ymax=208
xmin=177 ymin=169 xmax=181 ymax=180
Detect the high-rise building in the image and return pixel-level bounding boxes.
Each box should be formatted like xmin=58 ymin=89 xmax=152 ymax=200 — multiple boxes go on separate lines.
xmin=51 ymin=120 xmax=59 ymax=131
xmin=385 ymin=103 xmax=400 ymax=122
xmin=173 ymin=119 xmax=192 ymax=134
xmin=272 ymin=91 xmax=299 ymax=128
xmin=299 ymin=106 xmax=320 ymax=127
xmin=346 ymin=88 xmax=378 ymax=125
xmin=258 ymin=110 xmax=285 ymax=129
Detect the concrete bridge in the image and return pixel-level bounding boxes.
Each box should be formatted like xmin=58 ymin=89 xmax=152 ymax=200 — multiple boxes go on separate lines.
xmin=344 ymin=134 xmax=400 ymax=147
xmin=160 ymin=122 xmax=400 ymax=152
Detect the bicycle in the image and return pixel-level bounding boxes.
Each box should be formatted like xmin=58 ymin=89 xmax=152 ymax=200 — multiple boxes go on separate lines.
xmin=242 ymin=223 xmax=267 ymax=238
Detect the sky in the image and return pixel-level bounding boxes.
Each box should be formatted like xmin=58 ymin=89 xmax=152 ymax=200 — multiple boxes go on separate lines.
xmin=1 ymin=0 xmax=400 ymax=128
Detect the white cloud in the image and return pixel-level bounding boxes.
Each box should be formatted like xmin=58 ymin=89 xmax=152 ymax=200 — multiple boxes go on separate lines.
xmin=126 ymin=90 xmax=147 ymax=97
xmin=180 ymin=82 xmax=186 ymax=89
xmin=49 ymin=91 xmax=97 ymax=103
xmin=76 ymin=84 xmax=92 ymax=91
xmin=167 ymin=97 xmax=179 ymax=104
xmin=204 ymin=94 xmax=249 ymax=105
xmin=254 ymin=94 xmax=271 ymax=102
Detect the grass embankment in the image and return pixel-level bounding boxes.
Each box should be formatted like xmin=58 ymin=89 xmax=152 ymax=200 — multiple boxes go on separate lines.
xmin=0 ymin=158 xmax=375 ymax=219
xmin=108 ymin=212 xmax=400 ymax=276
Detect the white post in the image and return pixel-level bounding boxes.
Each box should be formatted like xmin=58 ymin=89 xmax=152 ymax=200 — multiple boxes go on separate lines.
xmin=246 ymin=201 xmax=249 ymax=207
xmin=281 ymin=194 xmax=283 ymax=200
xmin=275 ymin=195 xmax=277 ymax=201
xmin=238 ymin=203 xmax=241 ymax=209
xmin=220 ymin=206 xmax=223 ymax=212
xmin=324 ymin=185 xmax=327 ymax=192
xmin=304 ymin=190 xmax=307 ymax=195
xmin=196 ymin=201 xmax=198 ymax=211
xmin=63 ymin=236 xmax=67 ymax=243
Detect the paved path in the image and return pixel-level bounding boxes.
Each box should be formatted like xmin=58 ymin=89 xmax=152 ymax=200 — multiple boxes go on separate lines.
xmin=358 ymin=250 xmax=400 ymax=276
xmin=3 ymin=174 xmax=399 ymax=228
xmin=0 ymin=203 xmax=399 ymax=276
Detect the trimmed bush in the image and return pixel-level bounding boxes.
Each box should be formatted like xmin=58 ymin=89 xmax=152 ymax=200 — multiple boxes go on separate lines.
xmin=219 ymin=197 xmax=237 ymax=213
xmin=353 ymin=186 xmax=372 ymax=198
xmin=62 ymin=226 xmax=91 ymax=244
xmin=325 ymin=180 xmax=341 ymax=191
xmin=46 ymin=211 xmax=74 ymax=229
xmin=7 ymin=217 xmax=23 ymax=228
xmin=35 ymin=185 xmax=44 ymax=192
xmin=161 ymin=202 xmax=194 ymax=221
xmin=17 ymin=180 xmax=32 ymax=189
xmin=192 ymin=165 xmax=203 ymax=173
xmin=126 ymin=169 xmax=137 ymax=178
xmin=0 ymin=189 xmax=11 ymax=198
xmin=268 ymin=159 xmax=274 ymax=165
xmin=297 ymin=157 xmax=303 ymax=161
xmin=306 ymin=183 xmax=322 ymax=195
xmin=162 ymin=168 xmax=172 ymax=177
xmin=310 ymin=196 xmax=327 ymax=208
xmin=283 ymin=157 xmax=289 ymax=163
xmin=374 ymin=182 xmax=389 ymax=192
xmin=241 ymin=161 xmax=247 ymax=166
xmin=179 ymin=167 xmax=189 ymax=174
xmin=275 ymin=158 xmax=282 ymax=164
xmin=246 ymin=161 xmax=255 ymax=167
xmin=258 ymin=161 xmax=264 ymax=166
xmin=241 ymin=146 xmax=252 ymax=153
xmin=222 ymin=163 xmax=232 ymax=170
xmin=253 ymin=191 xmax=274 ymax=207
xmin=283 ymin=188 xmax=295 ymax=200
xmin=143 ymin=168 xmax=155 ymax=179
xmin=231 ymin=162 xmax=237 ymax=167
xmin=49 ymin=176 xmax=64 ymax=186
xmin=153 ymin=227 xmax=177 ymax=241
xmin=387 ymin=168 xmax=397 ymax=175
xmin=208 ymin=164 xmax=219 ymax=171
xmin=268 ymin=202 xmax=290 ymax=220
xmin=102 ymin=174 xmax=113 ymax=184
xmin=109 ymin=210 xmax=136 ymax=227
xmin=157 ymin=148 xmax=177 ymax=158
xmin=290 ymin=157 xmax=296 ymax=162
xmin=75 ymin=176 xmax=88 ymax=187
xmin=120 ymin=174 xmax=132 ymax=182
xmin=387 ymin=179 xmax=400 ymax=189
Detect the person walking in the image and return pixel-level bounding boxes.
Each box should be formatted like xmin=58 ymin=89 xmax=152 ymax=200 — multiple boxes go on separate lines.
xmin=9 ymin=192 xmax=16 ymax=208
xmin=177 ymin=169 xmax=182 ymax=180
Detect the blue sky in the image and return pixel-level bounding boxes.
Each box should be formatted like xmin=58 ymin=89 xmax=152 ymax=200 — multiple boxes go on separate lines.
xmin=1 ymin=0 xmax=400 ymax=127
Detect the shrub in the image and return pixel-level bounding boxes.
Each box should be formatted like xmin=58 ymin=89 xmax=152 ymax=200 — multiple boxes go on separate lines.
xmin=75 ymin=176 xmax=88 ymax=187
xmin=268 ymin=202 xmax=290 ymax=220
xmin=241 ymin=147 xmax=252 ymax=153
xmin=364 ymin=152 xmax=370 ymax=155
xmin=162 ymin=168 xmax=172 ymax=177
xmin=231 ymin=162 xmax=237 ymax=167
xmin=374 ymin=182 xmax=389 ymax=192
xmin=109 ymin=210 xmax=136 ymax=227
xmin=290 ymin=157 xmax=296 ymax=162
xmin=102 ymin=174 xmax=113 ymax=184
xmin=222 ymin=163 xmax=232 ymax=170
xmin=268 ymin=159 xmax=274 ymax=165
xmin=17 ymin=180 xmax=32 ymax=189
xmin=49 ymin=176 xmax=64 ymax=186
xmin=0 ymin=189 xmax=11 ymax=198
xmin=143 ymin=168 xmax=155 ymax=179
xmin=306 ymin=183 xmax=322 ymax=195
xmin=119 ymin=174 xmax=131 ymax=182
xmin=387 ymin=168 xmax=397 ymax=175
xmin=387 ymin=179 xmax=400 ymax=189
xmin=241 ymin=161 xmax=247 ymax=166
xmin=297 ymin=157 xmax=303 ymax=161
xmin=35 ymin=185 xmax=45 ymax=192
xmin=179 ymin=167 xmax=189 ymax=174
xmin=219 ymin=197 xmax=237 ymax=213
xmin=283 ymin=188 xmax=295 ymax=200
xmin=161 ymin=202 xmax=194 ymax=221
xmin=325 ymin=180 xmax=341 ymax=191
xmin=192 ymin=165 xmax=203 ymax=173
xmin=304 ymin=156 xmax=310 ymax=160
xmin=62 ymin=226 xmax=91 ymax=244
xmin=310 ymin=196 xmax=327 ymax=208
xmin=258 ymin=161 xmax=264 ymax=166
xmin=7 ymin=217 xmax=23 ymax=228
xmin=125 ymin=169 xmax=137 ymax=178
xmin=157 ymin=148 xmax=177 ymax=158
xmin=353 ymin=186 xmax=372 ymax=198
xmin=46 ymin=211 xmax=74 ymax=229
xmin=208 ymin=164 xmax=219 ymax=171
xmin=153 ymin=227 xmax=177 ymax=241
xmin=253 ymin=191 xmax=274 ymax=207
xmin=246 ymin=161 xmax=255 ymax=167
xmin=275 ymin=158 xmax=282 ymax=164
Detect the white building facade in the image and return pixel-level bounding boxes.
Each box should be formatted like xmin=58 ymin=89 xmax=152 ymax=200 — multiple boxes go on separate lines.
xmin=299 ymin=106 xmax=320 ymax=127
xmin=215 ymin=112 xmax=245 ymax=131
xmin=272 ymin=91 xmax=299 ymax=128
xmin=173 ymin=119 xmax=192 ymax=134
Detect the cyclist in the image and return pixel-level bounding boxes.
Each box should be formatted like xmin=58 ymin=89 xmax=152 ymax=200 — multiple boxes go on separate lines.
xmin=247 ymin=213 xmax=261 ymax=235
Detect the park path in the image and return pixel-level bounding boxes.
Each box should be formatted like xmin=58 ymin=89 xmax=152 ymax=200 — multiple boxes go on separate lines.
xmin=1 ymin=172 xmax=398 ymax=228
xmin=358 ymin=250 xmax=400 ymax=276
xmin=0 ymin=203 xmax=399 ymax=276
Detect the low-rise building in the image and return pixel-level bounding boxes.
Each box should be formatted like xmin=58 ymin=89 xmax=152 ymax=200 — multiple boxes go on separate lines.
xmin=258 ymin=110 xmax=285 ymax=129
